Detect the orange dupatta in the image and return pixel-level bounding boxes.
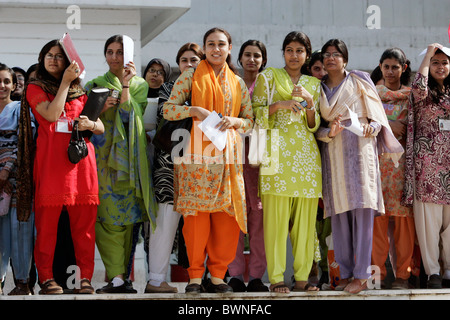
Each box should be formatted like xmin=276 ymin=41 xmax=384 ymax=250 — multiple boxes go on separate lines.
xmin=173 ymin=60 xmax=247 ymax=233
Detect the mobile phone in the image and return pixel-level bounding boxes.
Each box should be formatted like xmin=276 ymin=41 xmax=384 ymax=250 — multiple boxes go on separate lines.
xmin=295 ymin=100 xmax=308 ymax=111
xmin=111 ymin=90 xmax=120 ymax=99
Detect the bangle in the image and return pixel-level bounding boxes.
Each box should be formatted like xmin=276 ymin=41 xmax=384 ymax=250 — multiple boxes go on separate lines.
xmin=305 ymin=101 xmax=315 ymax=110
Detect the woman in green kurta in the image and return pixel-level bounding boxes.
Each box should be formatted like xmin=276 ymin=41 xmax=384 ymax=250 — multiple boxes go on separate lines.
xmin=252 ymin=31 xmax=321 ymax=293
xmin=84 ymin=35 xmax=158 ymax=293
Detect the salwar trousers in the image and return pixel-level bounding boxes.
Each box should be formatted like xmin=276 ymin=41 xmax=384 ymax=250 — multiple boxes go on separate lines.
xmin=413 ymin=199 xmax=450 ymax=276
xmin=0 ymin=208 xmax=35 ymax=281
xmin=261 ymin=194 xmax=318 ymax=284
xmin=95 ymin=222 xmax=134 ymax=281
xmin=331 ymin=209 xmax=375 ymax=280
xmin=183 ymin=211 xmax=240 ymax=280
xmin=34 ymin=204 xmax=97 ymax=282
xmin=228 ymin=206 xmax=266 ymax=280
xmin=372 ymin=215 xmax=415 ymax=280
xmin=148 ymin=203 xmax=181 ymax=283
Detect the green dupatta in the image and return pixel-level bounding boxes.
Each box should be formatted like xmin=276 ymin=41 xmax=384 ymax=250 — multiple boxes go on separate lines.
xmin=85 ymin=71 xmax=157 ymax=227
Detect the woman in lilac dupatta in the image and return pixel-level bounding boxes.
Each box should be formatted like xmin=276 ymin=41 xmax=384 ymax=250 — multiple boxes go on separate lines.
xmin=315 ymin=39 xmax=403 ymax=294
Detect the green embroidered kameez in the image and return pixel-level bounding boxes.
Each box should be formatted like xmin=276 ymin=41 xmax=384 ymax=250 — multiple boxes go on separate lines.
xmin=85 ymin=72 xmax=158 ymax=227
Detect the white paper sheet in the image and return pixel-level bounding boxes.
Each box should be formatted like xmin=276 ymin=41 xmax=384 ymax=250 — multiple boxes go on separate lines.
xmin=197 ymin=111 xmax=228 ymax=151
xmin=123 ymin=35 xmax=134 ymax=67
xmin=419 ymin=46 xmax=450 ymax=57
xmin=344 ymin=105 xmax=364 ymax=136
xmin=143 ymin=98 xmax=158 ymax=131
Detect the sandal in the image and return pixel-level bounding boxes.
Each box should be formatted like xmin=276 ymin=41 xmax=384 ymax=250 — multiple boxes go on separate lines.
xmin=344 ymin=278 xmax=367 ymax=294
xmin=292 ymin=281 xmax=320 ymax=292
xmin=269 ymin=282 xmax=290 ymax=293
xmin=73 ymin=279 xmax=95 ymax=294
xmin=334 ymin=278 xmax=352 ymax=291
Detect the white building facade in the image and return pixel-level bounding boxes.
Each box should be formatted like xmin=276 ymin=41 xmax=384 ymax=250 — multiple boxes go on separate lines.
xmin=143 ymin=0 xmax=450 ymax=73
xmin=0 ymin=0 xmax=191 ymax=82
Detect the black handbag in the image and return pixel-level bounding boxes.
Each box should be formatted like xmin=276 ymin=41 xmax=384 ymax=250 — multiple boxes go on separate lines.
xmin=152 ymin=117 xmax=192 ymax=155
xmin=67 ymin=121 xmax=88 ymax=164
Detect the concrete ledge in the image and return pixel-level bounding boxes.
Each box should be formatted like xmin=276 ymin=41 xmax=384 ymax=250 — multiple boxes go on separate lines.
xmin=2 ymin=283 xmax=450 ymax=300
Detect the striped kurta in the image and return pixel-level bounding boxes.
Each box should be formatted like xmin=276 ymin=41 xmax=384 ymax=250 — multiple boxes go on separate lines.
xmin=318 ymin=123 xmax=384 ymax=217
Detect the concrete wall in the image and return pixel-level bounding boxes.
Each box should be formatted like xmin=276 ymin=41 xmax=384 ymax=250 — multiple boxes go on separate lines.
xmin=0 ymin=6 xmax=142 ymax=83
xmin=143 ymin=0 xmax=450 ymax=73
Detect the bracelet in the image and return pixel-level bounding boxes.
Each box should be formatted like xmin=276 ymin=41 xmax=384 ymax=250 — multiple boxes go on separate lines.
xmin=305 ymin=101 xmax=315 ymax=110
xmin=92 ymin=121 xmax=97 ymax=131
xmin=122 ymin=85 xmax=129 ymax=88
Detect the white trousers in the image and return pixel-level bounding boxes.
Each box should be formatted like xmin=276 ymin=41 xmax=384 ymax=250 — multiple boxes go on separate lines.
xmin=414 ymin=199 xmax=450 ymax=276
xmin=147 ymin=203 xmax=181 ymax=284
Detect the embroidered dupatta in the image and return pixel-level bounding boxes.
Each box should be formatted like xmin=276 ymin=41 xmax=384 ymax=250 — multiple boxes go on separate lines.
xmin=85 ymin=72 xmax=157 ymax=226
xmin=320 ymin=72 xmax=404 ymax=167
xmin=173 ymin=60 xmax=248 ymax=233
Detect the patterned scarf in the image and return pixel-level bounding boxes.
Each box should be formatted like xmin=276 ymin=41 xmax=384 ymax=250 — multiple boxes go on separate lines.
xmin=320 ymin=72 xmax=404 ymax=167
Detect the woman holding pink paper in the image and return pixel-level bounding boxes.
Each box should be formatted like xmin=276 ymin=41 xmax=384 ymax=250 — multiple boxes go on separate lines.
xmin=18 ymin=40 xmax=104 ymax=295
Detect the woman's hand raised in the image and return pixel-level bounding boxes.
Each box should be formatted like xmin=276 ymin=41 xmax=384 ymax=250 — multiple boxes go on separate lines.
xmin=62 ymin=61 xmax=80 ymax=85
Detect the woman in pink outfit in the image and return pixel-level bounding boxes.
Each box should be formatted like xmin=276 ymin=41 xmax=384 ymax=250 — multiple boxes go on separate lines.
xmin=227 ymin=40 xmax=268 ymax=292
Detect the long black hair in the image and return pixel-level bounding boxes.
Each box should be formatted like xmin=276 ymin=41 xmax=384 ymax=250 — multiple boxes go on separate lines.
xmin=321 ymin=39 xmax=349 ymax=64
xmin=0 ymin=63 xmax=17 ymax=86
xmin=237 ymin=39 xmax=267 ymax=73
xmin=428 ymin=49 xmax=450 ymax=104
xmin=36 ymin=39 xmax=80 ymax=86
xmin=379 ymin=47 xmax=412 ymax=86
xmin=202 ymin=27 xmax=238 ymax=74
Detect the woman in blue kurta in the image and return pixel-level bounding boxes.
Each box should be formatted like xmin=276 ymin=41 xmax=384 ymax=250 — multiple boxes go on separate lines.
xmin=0 ymin=64 xmax=35 ymax=295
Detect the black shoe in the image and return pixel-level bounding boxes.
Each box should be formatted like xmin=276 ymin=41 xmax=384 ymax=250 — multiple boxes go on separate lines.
xmin=228 ymin=278 xmax=247 ymax=292
xmin=124 ymin=280 xmax=138 ymax=293
xmin=96 ymin=281 xmax=137 ymax=294
xmin=246 ymin=278 xmax=269 ymax=292
xmin=206 ymin=282 xmax=233 ymax=293
xmin=442 ymin=278 xmax=450 ymax=288
xmin=427 ymin=274 xmax=442 ymax=289
xmin=185 ymin=283 xmax=205 ymax=294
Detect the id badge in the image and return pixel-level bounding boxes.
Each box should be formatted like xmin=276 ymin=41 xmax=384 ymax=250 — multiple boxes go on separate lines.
xmin=55 ymin=111 xmax=73 ymax=133
xmin=439 ymin=119 xmax=450 ymax=131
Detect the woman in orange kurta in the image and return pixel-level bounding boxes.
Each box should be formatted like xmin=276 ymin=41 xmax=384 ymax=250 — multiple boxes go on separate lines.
xmin=371 ymin=48 xmax=415 ymax=289
xmin=19 ymin=40 xmax=104 ymax=294
xmin=163 ymin=27 xmax=253 ymax=293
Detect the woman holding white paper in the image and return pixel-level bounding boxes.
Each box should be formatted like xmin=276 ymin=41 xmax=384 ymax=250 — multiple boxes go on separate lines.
xmin=402 ymin=43 xmax=450 ymax=289
xmin=315 ymin=39 xmax=403 ymax=294
xmin=85 ymin=35 xmax=158 ymax=294
xmin=163 ymin=27 xmax=253 ymax=294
